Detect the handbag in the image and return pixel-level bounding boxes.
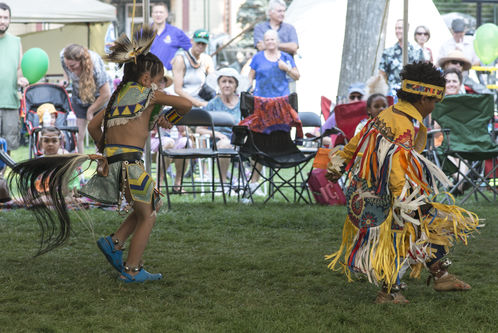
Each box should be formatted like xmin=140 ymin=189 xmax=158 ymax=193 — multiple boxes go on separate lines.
xmin=184 ymin=50 xmax=216 ymax=101
xmin=198 ymin=82 xmax=216 ymax=101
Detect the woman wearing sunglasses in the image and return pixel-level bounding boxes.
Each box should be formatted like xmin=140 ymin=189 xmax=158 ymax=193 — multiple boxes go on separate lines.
xmin=414 ymin=25 xmax=433 ymax=63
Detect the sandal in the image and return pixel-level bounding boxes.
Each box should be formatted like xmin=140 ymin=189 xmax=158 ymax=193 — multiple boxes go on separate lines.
xmin=172 ymin=186 xmax=186 ymax=194
xmin=97 ymin=235 xmax=123 ymax=273
xmin=118 ymin=266 xmax=162 ymax=283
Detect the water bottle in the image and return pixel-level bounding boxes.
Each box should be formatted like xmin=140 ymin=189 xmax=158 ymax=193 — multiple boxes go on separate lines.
xmin=42 ymin=111 xmax=52 ymax=127
xmin=67 ymin=111 xmax=77 ymax=127
xmin=170 ymin=126 xmax=179 ymax=140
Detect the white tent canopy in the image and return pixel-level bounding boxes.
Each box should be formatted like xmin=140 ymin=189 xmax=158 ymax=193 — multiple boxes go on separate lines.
xmin=10 ymin=0 xmax=116 ymax=23
xmin=286 ymin=0 xmax=451 ymax=113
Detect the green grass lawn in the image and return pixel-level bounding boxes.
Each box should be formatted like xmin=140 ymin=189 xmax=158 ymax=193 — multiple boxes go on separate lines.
xmin=0 ymin=200 xmax=497 ymax=332
xmin=1 ymin=145 xmax=497 ymax=332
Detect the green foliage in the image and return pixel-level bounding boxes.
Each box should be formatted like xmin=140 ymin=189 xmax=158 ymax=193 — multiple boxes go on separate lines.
xmin=0 ymin=199 xmax=497 ymax=331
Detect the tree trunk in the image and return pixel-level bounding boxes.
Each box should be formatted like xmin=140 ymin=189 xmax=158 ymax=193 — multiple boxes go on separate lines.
xmin=337 ymin=0 xmax=389 ymax=101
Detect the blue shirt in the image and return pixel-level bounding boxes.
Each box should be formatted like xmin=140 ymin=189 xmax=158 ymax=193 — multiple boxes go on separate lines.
xmin=204 ymin=96 xmax=241 ymax=136
xmin=250 ymin=51 xmax=295 ymax=97
xmin=150 ymin=24 xmax=191 ymax=70
xmin=253 ymin=21 xmax=299 ymax=50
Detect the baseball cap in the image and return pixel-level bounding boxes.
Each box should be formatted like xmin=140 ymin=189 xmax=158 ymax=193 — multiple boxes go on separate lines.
xmin=451 ymin=18 xmax=465 ymax=33
xmin=348 ymin=82 xmax=366 ymax=97
xmin=193 ymin=29 xmax=210 ymax=44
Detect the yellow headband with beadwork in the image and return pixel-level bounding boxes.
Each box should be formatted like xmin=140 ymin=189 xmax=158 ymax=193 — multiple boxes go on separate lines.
xmin=401 ymin=79 xmax=445 ymax=100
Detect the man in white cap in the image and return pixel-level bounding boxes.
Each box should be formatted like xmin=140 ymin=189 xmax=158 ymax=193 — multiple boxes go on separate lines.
xmin=438 ymin=18 xmax=480 ymax=66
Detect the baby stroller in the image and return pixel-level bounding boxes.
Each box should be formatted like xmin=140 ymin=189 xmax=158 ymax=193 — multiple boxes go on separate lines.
xmin=22 ymin=83 xmax=78 ymax=158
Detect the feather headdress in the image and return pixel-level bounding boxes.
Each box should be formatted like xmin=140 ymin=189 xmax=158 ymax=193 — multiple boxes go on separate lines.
xmin=104 ymin=25 xmax=156 ymax=64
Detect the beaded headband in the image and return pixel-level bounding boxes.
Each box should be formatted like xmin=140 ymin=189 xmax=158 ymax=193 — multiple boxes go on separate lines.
xmin=401 ymin=79 xmax=445 ymax=100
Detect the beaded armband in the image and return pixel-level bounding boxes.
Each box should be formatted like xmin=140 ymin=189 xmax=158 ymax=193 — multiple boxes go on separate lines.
xmin=163 ymin=108 xmax=183 ymax=124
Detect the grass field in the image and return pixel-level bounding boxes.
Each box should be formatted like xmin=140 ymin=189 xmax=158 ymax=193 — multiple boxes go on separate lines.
xmin=1 ymin=146 xmax=497 ymax=332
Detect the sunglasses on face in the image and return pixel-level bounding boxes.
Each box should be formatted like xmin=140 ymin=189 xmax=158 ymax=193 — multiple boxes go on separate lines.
xmin=450 ymin=60 xmax=465 ymax=66
xmin=349 ymin=94 xmax=363 ymax=101
xmin=416 ymin=32 xmax=429 ymax=36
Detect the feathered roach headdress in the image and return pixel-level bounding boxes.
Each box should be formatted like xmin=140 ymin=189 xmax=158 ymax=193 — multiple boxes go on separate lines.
xmin=104 ymin=25 xmax=156 ymax=65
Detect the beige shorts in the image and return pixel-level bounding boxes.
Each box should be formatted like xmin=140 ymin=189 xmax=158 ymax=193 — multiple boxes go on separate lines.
xmin=0 ymin=108 xmax=20 ymax=150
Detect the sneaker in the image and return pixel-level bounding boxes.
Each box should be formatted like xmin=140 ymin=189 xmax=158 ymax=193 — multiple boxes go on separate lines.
xmin=249 ymin=182 xmax=265 ymax=197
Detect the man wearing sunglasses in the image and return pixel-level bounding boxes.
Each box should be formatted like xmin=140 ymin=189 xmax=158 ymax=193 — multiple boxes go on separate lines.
xmin=438 ymin=18 xmax=480 ymax=67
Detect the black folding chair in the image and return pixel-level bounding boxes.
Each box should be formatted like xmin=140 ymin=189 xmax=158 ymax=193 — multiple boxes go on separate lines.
xmin=235 ymin=93 xmax=317 ymax=203
xmin=156 ymin=108 xmax=227 ymax=209
xmin=298 ymin=111 xmax=322 ymax=155
xmin=209 ymin=111 xmax=248 ymax=199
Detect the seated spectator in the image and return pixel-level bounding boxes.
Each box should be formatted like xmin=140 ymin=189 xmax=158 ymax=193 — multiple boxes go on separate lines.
xmin=432 ymin=68 xmax=469 ymax=192
xmin=322 ymin=82 xmax=366 ymax=147
xmin=37 ymin=103 xmax=58 ymax=127
xmin=354 ymin=93 xmax=388 ymax=135
xmin=437 ymin=50 xmax=489 ymax=94
xmin=197 ymin=68 xmax=241 ymax=191
xmin=443 ymin=68 xmax=463 ymax=96
xmin=152 ymin=68 xmax=191 ymax=193
xmin=36 ymin=126 xmax=79 ymax=196
xmin=151 ymin=125 xmax=190 ymax=193
xmin=39 ymin=126 xmax=69 ymax=156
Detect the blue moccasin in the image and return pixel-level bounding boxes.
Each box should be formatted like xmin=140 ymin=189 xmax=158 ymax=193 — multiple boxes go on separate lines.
xmin=118 ymin=268 xmax=162 ymax=283
xmin=97 ymin=236 xmax=123 ymax=272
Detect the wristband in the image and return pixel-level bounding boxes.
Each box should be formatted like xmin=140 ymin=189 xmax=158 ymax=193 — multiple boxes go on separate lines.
xmin=163 ymin=108 xmax=183 ymax=124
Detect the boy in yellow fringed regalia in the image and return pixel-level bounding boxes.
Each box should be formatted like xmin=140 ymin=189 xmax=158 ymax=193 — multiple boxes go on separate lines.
xmin=325 ymin=62 xmax=480 ymax=304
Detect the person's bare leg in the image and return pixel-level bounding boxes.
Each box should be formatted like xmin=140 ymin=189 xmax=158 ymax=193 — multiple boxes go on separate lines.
xmin=174 ymin=158 xmax=189 ymax=188
xmin=112 ymin=210 xmax=139 ymax=248
xmin=218 ymin=139 xmax=233 ymax=184
xmin=121 ymin=200 xmax=156 ymax=277
xmin=250 ymin=162 xmax=262 ymax=183
xmin=76 ymin=118 xmax=87 ymax=154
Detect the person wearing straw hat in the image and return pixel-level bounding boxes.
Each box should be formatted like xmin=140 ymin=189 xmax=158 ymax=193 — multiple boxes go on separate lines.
xmin=437 ymin=50 xmax=489 ymax=94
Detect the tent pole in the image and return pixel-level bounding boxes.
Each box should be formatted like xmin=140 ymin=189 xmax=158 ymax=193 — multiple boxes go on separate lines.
xmin=143 ymin=0 xmax=152 ymax=175
xmin=402 ymin=0 xmax=408 ymax=66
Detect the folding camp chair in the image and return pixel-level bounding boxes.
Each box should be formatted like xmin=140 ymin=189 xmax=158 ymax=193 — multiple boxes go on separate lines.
xmin=429 ymin=94 xmax=498 ymax=203
xmin=234 ymin=93 xmax=315 ymax=203
xmin=298 ymin=111 xmax=322 ymax=155
xmin=209 ymin=111 xmax=248 ymax=198
xmin=156 ymin=108 xmax=227 ymax=209
xmin=334 ymin=100 xmax=368 ymax=142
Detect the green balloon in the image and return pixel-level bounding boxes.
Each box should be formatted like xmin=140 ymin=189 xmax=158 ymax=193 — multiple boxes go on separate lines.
xmin=21 ymin=48 xmax=49 ymax=84
xmin=473 ymin=23 xmax=498 ymax=65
